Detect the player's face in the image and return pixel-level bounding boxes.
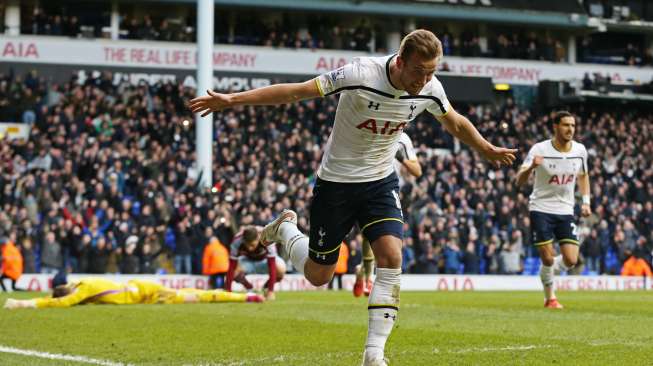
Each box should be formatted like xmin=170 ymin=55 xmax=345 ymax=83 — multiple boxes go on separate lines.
xmin=243 ymin=240 xmax=258 ymax=251
xmin=555 ymin=116 xmax=575 ymax=142
xmin=398 ymin=53 xmax=437 ymax=96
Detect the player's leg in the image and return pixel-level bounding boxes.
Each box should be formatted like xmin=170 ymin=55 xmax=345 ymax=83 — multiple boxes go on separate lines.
xmin=256 ymin=256 xmax=286 ymax=289
xmin=0 ymin=275 xmax=7 ymax=292
xmin=364 ymin=234 xmax=402 ymax=365
xmin=358 ymin=174 xmax=404 ymax=365
xmin=235 ymin=259 xmax=254 ymax=290
xmin=274 ymin=257 xmax=286 ymax=282
xmin=354 ymin=237 xmax=374 ymax=297
xmin=173 ymin=288 xmax=263 ymax=303
xmin=553 ymin=215 xmax=580 ymax=271
xmin=262 ymin=178 xmax=358 ymax=286
xmin=531 ymin=211 xmax=561 ymax=308
xmin=362 ymin=238 xmax=375 ymax=296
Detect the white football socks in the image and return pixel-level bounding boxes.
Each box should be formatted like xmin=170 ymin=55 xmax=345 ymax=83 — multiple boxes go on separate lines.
xmin=278 ymin=221 xmax=309 ymax=275
xmin=365 ymin=267 xmax=401 ymax=360
xmin=539 ymin=263 xmax=555 ymax=300
xmin=553 ymin=255 xmax=570 ymax=272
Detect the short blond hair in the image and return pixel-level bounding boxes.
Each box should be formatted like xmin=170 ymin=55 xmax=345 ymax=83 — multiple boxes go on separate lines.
xmin=398 ymin=29 xmax=443 ymax=61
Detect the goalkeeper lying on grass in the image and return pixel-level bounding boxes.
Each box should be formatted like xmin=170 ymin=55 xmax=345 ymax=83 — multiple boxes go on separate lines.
xmin=4 ymin=276 xmax=265 ymax=309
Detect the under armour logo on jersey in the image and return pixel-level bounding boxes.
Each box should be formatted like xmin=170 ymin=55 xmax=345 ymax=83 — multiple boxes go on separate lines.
xmin=384 ymin=313 xmax=396 ymax=321
xmin=318 ymin=227 xmax=326 ymax=247
xmin=368 ymin=101 xmax=380 ymax=110
xmin=408 ymin=103 xmax=417 ymax=119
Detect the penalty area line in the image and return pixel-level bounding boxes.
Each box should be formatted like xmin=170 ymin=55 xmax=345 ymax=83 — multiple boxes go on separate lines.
xmin=0 ymin=344 xmax=133 ymax=366
xmin=445 ymin=344 xmax=554 ymax=354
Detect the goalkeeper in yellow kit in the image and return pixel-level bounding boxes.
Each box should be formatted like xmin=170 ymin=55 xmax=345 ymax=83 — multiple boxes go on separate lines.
xmin=4 ymin=277 xmax=265 ymax=309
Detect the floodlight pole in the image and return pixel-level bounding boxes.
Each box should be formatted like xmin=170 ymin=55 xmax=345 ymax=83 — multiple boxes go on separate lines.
xmin=196 ymin=0 xmax=214 ymax=189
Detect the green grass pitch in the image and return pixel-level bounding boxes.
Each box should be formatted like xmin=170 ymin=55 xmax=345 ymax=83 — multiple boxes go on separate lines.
xmin=1 ymin=291 xmax=652 ymax=365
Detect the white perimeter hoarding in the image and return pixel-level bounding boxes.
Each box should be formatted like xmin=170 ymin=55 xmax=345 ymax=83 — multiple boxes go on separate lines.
xmin=8 ymin=274 xmax=650 ymax=293
xmin=1 ymin=36 xmax=652 ymax=85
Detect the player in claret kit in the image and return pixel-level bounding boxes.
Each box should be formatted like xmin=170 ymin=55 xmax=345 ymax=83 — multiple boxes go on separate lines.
xmin=516 ymin=111 xmax=591 ymax=309
xmin=225 ymin=226 xmax=286 ymax=300
xmin=190 ymin=29 xmax=516 ymax=366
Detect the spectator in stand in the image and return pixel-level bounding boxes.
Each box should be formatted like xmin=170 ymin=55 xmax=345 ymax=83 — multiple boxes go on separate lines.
xmin=173 ymin=219 xmax=192 ymax=274
xmin=583 ymin=229 xmax=602 ymax=273
xmin=119 ymin=235 xmax=141 ymax=274
xmin=40 ymin=231 xmax=63 ymax=274
xmin=462 ymin=240 xmax=480 ymax=274
xmin=20 ymin=237 xmax=36 ymax=274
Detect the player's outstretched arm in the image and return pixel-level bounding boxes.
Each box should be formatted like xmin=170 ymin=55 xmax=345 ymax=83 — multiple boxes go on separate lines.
xmin=189 ymin=79 xmax=321 ymax=116
xmin=436 ymin=108 xmax=516 ymax=167
xmin=4 ymin=298 xmax=37 ymax=309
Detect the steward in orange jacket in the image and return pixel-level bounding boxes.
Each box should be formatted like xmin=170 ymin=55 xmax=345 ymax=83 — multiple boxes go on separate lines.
xmin=203 ymin=237 xmax=229 ymax=288
xmin=1 ymin=238 xmax=23 ymax=291
xmin=621 ymin=254 xmax=653 ymax=277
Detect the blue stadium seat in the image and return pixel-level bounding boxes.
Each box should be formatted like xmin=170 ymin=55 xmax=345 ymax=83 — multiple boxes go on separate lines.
xmin=165 ymin=228 xmax=176 ymax=250
xmin=523 ymin=257 xmax=540 ymax=275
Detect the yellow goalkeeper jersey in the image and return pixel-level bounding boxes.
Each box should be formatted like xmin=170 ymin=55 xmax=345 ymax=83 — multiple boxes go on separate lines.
xmin=35 ymin=278 xmax=174 ymax=308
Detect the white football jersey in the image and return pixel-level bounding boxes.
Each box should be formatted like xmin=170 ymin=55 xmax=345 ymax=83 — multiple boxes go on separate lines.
xmin=314 ymin=55 xmax=450 ymax=183
xmin=394 ymin=132 xmax=418 ymax=187
xmin=522 ymin=139 xmax=588 ymax=215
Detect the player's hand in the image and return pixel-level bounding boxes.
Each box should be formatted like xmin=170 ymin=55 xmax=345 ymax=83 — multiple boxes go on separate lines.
xmin=188 ymin=90 xmax=233 ymax=117
xmin=4 ymin=298 xmax=25 ymax=310
xmin=264 ymin=290 xmax=276 ymax=301
xmin=481 ymin=145 xmax=517 ymax=168
xmin=581 ymin=204 xmax=592 ymax=217
xmin=531 ymin=155 xmax=544 ymax=169
xmin=4 ymin=298 xmax=18 ymax=309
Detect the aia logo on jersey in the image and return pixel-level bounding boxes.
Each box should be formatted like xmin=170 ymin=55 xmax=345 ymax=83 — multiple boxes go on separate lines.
xmin=549 ymin=174 xmax=575 ymax=185
xmin=357 ymin=119 xmax=406 ymax=135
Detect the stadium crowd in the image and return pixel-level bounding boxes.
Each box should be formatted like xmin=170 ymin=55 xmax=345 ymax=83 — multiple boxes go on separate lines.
xmin=0 ymin=70 xmax=651 ymax=279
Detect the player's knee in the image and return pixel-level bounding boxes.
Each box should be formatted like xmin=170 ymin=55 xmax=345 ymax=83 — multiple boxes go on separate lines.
xmin=375 ymin=252 xmax=402 ymax=269
xmin=564 ymin=257 xmax=577 ymax=268
xmin=306 ymin=273 xmax=332 ymax=287
xmin=541 ymin=256 xmax=554 ymax=267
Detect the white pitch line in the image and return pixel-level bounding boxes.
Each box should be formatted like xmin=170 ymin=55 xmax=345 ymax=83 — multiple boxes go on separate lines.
xmin=0 ymin=345 xmax=133 ymax=366
xmin=447 ymin=344 xmax=553 ymax=354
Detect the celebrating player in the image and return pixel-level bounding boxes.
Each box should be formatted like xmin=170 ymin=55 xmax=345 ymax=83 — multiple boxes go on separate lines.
xmin=190 ymin=29 xmax=516 ymax=366
xmin=225 ymin=226 xmax=286 ymax=301
xmin=4 ymin=275 xmax=264 ymax=309
xmin=516 ymin=111 xmax=591 ymax=309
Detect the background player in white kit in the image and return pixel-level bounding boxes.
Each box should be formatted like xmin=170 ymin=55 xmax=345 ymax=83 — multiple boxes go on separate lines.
xmin=353 ymin=131 xmax=422 ymax=298
xmin=190 ymin=29 xmax=516 ymax=366
xmin=516 ymin=111 xmax=591 ymax=309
